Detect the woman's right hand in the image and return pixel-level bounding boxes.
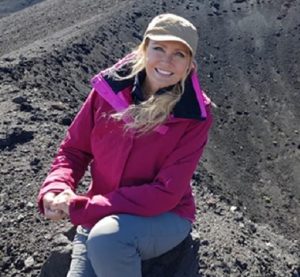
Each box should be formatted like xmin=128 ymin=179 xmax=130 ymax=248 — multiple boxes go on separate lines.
xmin=43 ymin=192 xmax=67 ymax=221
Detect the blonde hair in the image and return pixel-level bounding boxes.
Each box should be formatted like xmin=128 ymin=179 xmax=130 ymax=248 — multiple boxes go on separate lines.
xmin=109 ymin=39 xmax=192 ymax=135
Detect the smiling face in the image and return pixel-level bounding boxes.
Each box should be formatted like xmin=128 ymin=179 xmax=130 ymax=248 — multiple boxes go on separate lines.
xmin=143 ymin=39 xmax=192 ymax=95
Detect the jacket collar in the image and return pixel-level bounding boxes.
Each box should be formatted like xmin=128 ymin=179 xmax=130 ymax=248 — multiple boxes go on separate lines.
xmin=131 ymin=70 xmax=175 ymax=104
xmin=93 ymin=62 xmax=209 ymax=121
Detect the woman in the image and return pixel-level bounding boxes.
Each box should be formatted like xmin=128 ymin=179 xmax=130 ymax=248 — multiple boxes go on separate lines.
xmin=38 ymin=13 xmax=213 ymax=277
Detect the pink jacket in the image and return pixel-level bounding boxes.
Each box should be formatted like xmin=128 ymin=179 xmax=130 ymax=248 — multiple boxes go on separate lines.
xmin=38 ymin=64 xmax=213 ymax=228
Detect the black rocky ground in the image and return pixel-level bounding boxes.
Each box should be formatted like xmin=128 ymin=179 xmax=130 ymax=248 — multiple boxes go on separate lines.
xmin=0 ymin=0 xmax=299 ymax=276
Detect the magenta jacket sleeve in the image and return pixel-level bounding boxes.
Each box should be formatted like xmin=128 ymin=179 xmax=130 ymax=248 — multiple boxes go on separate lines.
xmin=37 ymin=89 xmax=98 ymax=213
xmin=69 ymin=110 xmax=213 ymax=225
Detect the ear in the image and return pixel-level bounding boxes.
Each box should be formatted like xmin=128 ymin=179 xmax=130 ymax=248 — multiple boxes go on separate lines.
xmin=143 ymin=38 xmax=150 ymax=49
xmin=186 ymin=59 xmax=196 ymax=76
xmin=191 ymin=60 xmax=197 ymax=70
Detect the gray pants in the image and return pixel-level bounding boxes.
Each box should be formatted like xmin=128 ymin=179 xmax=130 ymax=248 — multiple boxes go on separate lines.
xmin=67 ymin=212 xmax=191 ymax=277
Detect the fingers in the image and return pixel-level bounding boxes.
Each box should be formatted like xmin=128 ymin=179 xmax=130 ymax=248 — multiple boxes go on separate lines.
xmin=43 ymin=191 xmax=69 ymax=220
xmin=54 ymin=189 xmax=75 ymax=204
xmin=58 ymin=189 xmax=76 ymax=200
xmin=53 ymin=192 xmax=70 ymax=205
xmin=43 ymin=192 xmax=56 ymax=212
xmin=44 ymin=206 xmax=67 ymax=221
xmin=51 ymin=201 xmax=69 ymax=215
xmin=51 ymin=192 xmax=71 ymax=215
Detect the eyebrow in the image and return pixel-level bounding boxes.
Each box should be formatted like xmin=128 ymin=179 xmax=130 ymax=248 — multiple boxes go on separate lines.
xmin=152 ymin=41 xmax=189 ymax=53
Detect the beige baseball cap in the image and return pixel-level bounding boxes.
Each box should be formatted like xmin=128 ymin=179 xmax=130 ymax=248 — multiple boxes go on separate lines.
xmin=144 ymin=13 xmax=198 ymax=56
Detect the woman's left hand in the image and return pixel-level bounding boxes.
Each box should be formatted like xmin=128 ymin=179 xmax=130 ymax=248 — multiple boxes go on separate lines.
xmin=51 ymin=189 xmax=76 ymax=216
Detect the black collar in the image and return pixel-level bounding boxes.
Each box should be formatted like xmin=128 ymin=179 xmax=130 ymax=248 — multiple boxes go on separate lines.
xmin=131 ymin=70 xmax=175 ymax=104
xmin=102 ymin=68 xmax=206 ymax=121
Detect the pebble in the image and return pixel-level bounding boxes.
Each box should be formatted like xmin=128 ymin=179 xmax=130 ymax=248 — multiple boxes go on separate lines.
xmin=53 ymin=234 xmax=70 ymax=246
xmin=17 ymin=214 xmax=25 ymax=222
xmin=191 ymin=230 xmax=200 ymax=239
xmin=27 ymin=202 xmax=34 ymax=208
xmin=247 ymin=222 xmax=257 ymax=234
xmin=266 ymin=242 xmax=273 ymax=248
xmin=234 ymin=212 xmax=244 ymax=222
xmin=230 ymin=206 xmax=238 ymax=212
xmin=235 ymin=258 xmax=248 ymax=271
xmin=24 ymin=256 xmax=35 ymax=268
xmin=200 ymin=239 xmax=210 ymax=246
xmin=0 ymin=256 xmax=11 ymax=270
xmin=44 ymin=234 xmax=52 ymax=240
xmin=51 ymin=102 xmax=65 ymax=111
xmin=12 ymin=96 xmax=27 ymax=104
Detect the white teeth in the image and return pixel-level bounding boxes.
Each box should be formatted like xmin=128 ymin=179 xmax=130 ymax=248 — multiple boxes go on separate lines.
xmin=156 ymin=68 xmax=172 ymax=76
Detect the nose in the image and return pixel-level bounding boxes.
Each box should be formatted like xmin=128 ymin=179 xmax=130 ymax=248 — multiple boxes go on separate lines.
xmin=161 ymin=53 xmax=173 ymax=64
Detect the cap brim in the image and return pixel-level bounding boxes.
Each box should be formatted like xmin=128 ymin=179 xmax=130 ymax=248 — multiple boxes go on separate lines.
xmin=145 ymin=34 xmax=194 ymax=55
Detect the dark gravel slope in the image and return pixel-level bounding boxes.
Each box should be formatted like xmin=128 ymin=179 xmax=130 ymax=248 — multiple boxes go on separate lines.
xmin=0 ymin=0 xmax=299 ymax=276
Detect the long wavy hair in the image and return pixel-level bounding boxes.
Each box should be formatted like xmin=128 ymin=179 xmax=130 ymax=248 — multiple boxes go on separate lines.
xmin=109 ymin=38 xmax=193 ymax=135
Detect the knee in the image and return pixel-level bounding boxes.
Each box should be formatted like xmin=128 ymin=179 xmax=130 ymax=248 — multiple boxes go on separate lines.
xmin=87 ymin=215 xmax=119 ymax=255
xmin=86 ymin=215 xmax=132 ymax=260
